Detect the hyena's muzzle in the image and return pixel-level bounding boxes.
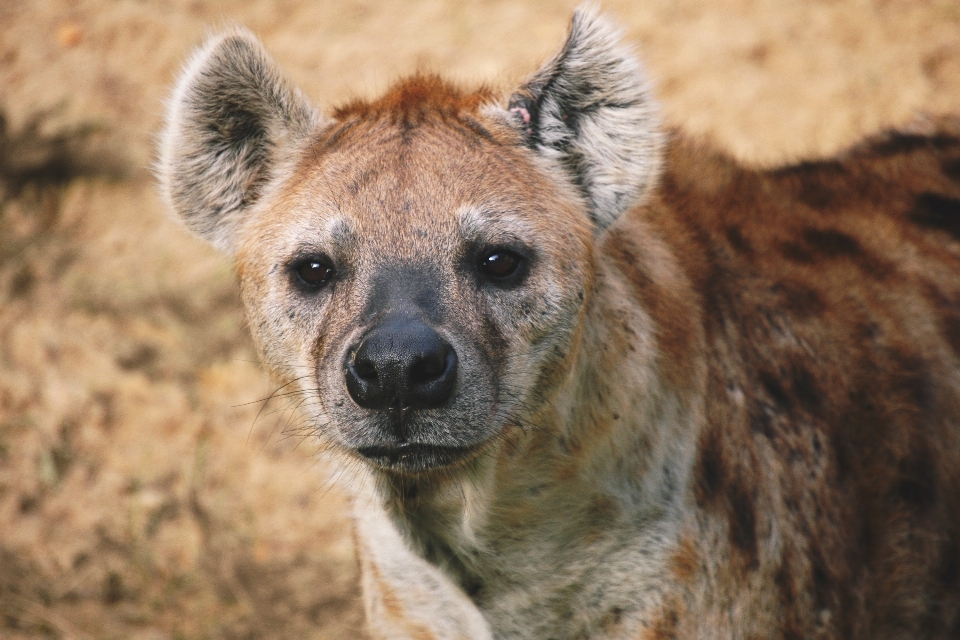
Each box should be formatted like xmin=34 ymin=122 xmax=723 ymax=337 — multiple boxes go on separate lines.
xmin=322 ymin=262 xmax=503 ymax=475
xmin=342 ymin=293 xmax=462 ymax=470
xmin=343 ymin=323 xmax=466 ymax=470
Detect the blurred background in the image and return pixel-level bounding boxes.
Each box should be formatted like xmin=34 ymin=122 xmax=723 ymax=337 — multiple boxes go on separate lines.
xmin=1 ymin=1 xmax=959 ymax=638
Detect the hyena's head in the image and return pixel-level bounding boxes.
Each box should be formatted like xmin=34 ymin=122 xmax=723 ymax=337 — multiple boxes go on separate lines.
xmin=157 ymin=8 xmax=661 ymax=475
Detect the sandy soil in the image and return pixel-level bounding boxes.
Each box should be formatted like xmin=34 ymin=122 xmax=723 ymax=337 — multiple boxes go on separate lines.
xmin=1 ymin=1 xmax=959 ymax=638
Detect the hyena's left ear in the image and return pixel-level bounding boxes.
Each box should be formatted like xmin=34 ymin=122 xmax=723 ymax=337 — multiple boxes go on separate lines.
xmin=507 ymin=7 xmax=662 ymax=230
xmin=157 ymin=28 xmax=320 ymax=253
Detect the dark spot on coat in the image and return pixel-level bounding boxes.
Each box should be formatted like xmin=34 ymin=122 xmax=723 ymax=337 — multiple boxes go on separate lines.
xmin=943 ymin=157 xmax=960 ymax=182
xmin=810 ymin=546 xmax=833 ymax=612
xmin=776 ymin=160 xmax=845 ymax=210
xmin=790 ymin=364 xmax=823 ymax=415
xmin=872 ymin=133 xmax=959 ymax=156
xmin=780 ymin=228 xmax=894 ymax=278
xmin=855 ymin=319 xmax=881 ymax=343
xmin=801 ymin=228 xmax=862 ymax=258
xmin=798 ymin=183 xmax=835 ymax=210
xmin=910 ymin=192 xmax=960 ymax=241
xmin=892 ymin=446 xmax=937 ymax=512
xmin=780 ymin=241 xmax=814 ymax=264
xmin=725 ymin=225 xmax=754 ymax=254
xmin=797 ymin=169 xmax=842 ymax=209
xmin=728 ymin=481 xmax=758 ymax=569
xmin=758 ymin=369 xmax=791 ymax=410
xmin=598 ymin=606 xmax=624 ymax=631
xmin=649 ymin=606 xmax=680 ymax=640
xmin=694 ymin=428 xmax=725 ymax=505
xmin=462 ymin=575 xmax=484 ymax=599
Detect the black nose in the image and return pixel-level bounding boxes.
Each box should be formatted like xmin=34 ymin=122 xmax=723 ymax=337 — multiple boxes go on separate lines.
xmin=345 ymin=319 xmax=458 ymax=411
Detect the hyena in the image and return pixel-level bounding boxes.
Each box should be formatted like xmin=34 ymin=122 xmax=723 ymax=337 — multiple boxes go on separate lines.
xmin=157 ymin=7 xmax=960 ymax=639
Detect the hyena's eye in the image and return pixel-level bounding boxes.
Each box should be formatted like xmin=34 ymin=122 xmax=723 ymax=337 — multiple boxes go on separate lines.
xmin=477 ymin=249 xmax=525 ymax=282
xmin=291 ymin=257 xmax=335 ymax=289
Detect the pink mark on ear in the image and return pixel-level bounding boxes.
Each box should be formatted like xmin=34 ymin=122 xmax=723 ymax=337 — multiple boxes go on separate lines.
xmin=510 ymin=106 xmax=531 ymax=124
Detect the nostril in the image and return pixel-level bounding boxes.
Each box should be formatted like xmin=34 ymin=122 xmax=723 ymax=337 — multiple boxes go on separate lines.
xmin=409 ymin=347 xmax=451 ymax=383
xmin=351 ymin=353 xmax=378 ymax=381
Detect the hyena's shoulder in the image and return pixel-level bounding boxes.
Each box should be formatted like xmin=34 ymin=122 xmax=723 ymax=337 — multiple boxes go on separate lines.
xmin=656 ymin=115 xmax=960 ymax=367
xmin=634 ymin=118 xmax=960 ymax=636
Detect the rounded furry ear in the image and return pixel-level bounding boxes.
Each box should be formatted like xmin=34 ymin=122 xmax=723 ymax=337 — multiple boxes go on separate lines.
xmin=157 ymin=28 xmax=319 ymax=253
xmin=507 ymin=6 xmax=662 ymax=230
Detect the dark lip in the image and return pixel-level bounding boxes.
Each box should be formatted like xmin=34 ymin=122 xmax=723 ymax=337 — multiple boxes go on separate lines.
xmin=355 ymin=442 xmax=479 ymax=472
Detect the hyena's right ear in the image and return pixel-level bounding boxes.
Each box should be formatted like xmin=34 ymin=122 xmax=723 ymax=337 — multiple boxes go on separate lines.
xmin=157 ymin=29 xmax=319 ymax=253
xmin=506 ymin=7 xmax=662 ymax=231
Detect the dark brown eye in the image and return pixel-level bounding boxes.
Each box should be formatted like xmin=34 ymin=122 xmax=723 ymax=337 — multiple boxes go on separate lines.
xmin=293 ymin=259 xmax=335 ymax=288
xmin=478 ymin=250 xmax=522 ymax=280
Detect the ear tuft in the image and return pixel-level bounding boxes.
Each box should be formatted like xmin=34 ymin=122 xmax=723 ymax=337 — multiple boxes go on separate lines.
xmin=157 ymin=28 xmax=318 ymax=253
xmin=508 ymin=6 xmax=662 ymax=230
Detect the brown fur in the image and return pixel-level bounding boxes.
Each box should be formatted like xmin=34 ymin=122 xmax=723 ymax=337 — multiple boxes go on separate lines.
xmin=332 ymin=74 xmax=497 ymax=124
xmin=649 ymin=120 xmax=960 ymax=638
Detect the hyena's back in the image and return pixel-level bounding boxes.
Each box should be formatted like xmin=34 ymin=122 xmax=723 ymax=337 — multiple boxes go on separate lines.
xmin=636 ymin=119 xmax=960 ymax=637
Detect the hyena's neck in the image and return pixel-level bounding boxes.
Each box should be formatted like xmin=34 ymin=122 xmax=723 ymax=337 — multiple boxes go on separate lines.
xmin=373 ymin=211 xmax=707 ymax=595
xmin=541 ymin=229 xmax=705 ymax=523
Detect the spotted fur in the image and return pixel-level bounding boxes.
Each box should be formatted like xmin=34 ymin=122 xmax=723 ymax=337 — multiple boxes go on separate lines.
xmin=158 ymin=6 xmax=960 ymax=639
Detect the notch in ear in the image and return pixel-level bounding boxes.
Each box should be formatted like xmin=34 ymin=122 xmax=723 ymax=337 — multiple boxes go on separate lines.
xmin=157 ymin=28 xmax=319 ymax=253
xmin=507 ymin=6 xmax=663 ymax=231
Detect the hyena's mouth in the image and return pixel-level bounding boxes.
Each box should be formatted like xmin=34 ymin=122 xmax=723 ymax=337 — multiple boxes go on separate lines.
xmin=355 ymin=442 xmax=480 ymax=473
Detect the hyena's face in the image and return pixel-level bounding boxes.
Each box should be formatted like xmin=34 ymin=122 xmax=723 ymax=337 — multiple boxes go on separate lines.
xmin=234 ymin=104 xmax=594 ymax=472
xmin=158 ymin=9 xmax=661 ymax=473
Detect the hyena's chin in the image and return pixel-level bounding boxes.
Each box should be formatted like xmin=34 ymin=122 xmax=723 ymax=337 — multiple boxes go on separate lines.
xmin=330 ymin=405 xmax=502 ymax=474
xmin=355 ymin=441 xmax=485 ymax=474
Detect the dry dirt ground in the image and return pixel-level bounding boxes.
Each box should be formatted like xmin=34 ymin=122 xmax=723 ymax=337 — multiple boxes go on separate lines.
xmin=1 ymin=1 xmax=960 ymax=638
